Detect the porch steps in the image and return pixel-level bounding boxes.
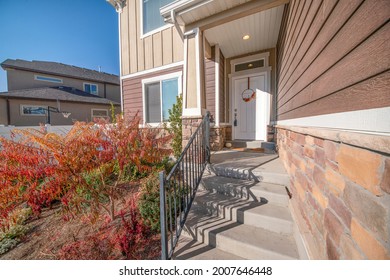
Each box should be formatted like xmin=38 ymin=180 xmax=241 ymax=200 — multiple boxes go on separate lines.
xmin=173 ymin=173 xmax=306 ymax=260
xmin=192 ymin=189 xmax=294 ymax=234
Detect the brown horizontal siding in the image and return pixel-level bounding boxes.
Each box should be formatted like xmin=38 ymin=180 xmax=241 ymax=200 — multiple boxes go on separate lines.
xmin=276 ymin=0 xmax=390 ymax=121
xmin=280 ymin=70 xmax=390 ymax=120
xmin=278 ymin=0 xmax=359 ymax=101
xmin=205 ymin=46 xmax=216 ymax=121
xmin=122 ymin=65 xmax=183 ymax=122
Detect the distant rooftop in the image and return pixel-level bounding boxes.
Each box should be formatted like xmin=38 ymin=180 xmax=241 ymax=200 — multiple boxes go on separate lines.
xmin=1 ymin=59 xmax=119 ymax=85
xmin=0 ymin=86 xmax=120 ymax=105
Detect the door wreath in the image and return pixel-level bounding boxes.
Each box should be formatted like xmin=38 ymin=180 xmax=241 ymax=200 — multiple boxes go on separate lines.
xmin=241 ymin=77 xmax=256 ymax=102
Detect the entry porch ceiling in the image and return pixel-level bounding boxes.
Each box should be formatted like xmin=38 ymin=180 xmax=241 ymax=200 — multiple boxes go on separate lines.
xmin=161 ymin=0 xmax=287 ymax=58
xmin=204 ymin=5 xmax=285 ymax=58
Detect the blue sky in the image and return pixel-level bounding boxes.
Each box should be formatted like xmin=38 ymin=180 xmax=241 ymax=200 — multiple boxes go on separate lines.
xmin=0 ymin=0 xmax=119 ymax=92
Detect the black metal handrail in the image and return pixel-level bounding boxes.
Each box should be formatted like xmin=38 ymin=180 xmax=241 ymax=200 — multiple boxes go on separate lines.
xmin=159 ymin=112 xmax=210 ymax=260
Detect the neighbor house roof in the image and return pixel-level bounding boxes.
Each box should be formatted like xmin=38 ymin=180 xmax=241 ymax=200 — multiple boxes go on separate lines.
xmin=0 ymin=86 xmax=120 ymax=105
xmin=1 ymin=59 xmax=119 ymax=85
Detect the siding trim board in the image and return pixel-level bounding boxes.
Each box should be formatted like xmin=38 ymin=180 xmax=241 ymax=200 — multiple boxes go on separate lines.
xmin=121 ymin=61 xmax=184 ymax=80
xmin=277 ymin=107 xmax=390 ymax=135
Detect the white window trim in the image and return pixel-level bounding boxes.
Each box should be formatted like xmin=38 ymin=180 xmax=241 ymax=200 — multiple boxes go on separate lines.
xmin=83 ymin=82 xmax=99 ymax=95
xmin=34 ymin=75 xmax=63 ymax=84
xmin=230 ymin=52 xmax=270 ymax=74
xmin=139 ymin=0 xmax=173 ymax=39
xmin=142 ymin=71 xmax=182 ymax=126
xmin=91 ymin=108 xmax=109 ymax=119
xmin=20 ymin=104 xmax=47 ymax=116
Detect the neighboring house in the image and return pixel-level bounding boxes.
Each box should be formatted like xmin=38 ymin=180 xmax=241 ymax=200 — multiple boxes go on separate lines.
xmin=1 ymin=59 xmax=121 ymax=103
xmin=109 ymin=0 xmax=390 ymax=259
xmin=0 ymin=86 xmax=119 ymax=126
xmin=0 ymin=59 xmax=121 ymax=125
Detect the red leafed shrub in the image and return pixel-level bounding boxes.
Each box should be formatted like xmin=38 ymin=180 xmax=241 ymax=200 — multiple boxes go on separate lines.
xmin=113 ymin=197 xmax=160 ymax=260
xmin=0 ymin=135 xmax=56 ymax=226
xmin=58 ymin=196 xmax=160 ymax=260
xmin=57 ymin=232 xmax=115 ymax=260
xmin=0 ymin=114 xmax=172 ymax=228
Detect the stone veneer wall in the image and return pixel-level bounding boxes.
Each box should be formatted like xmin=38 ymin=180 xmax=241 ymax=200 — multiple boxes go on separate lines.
xmin=182 ymin=116 xmax=231 ymax=151
xmin=277 ymin=126 xmax=390 ymax=260
xmin=182 ymin=116 xmax=203 ymax=148
xmin=210 ymin=125 xmax=231 ymax=151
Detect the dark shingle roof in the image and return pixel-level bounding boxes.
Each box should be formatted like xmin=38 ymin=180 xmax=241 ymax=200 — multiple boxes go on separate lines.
xmin=0 ymin=86 xmax=120 ymax=105
xmin=1 ymin=59 xmax=119 ymax=85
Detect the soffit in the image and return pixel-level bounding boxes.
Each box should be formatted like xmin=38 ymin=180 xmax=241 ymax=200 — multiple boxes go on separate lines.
xmin=204 ymin=5 xmax=285 ymax=58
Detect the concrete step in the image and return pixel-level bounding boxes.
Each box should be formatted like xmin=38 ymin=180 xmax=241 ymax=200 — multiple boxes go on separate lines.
xmin=181 ymin=213 xmax=299 ymax=260
xmin=207 ymin=157 xmax=290 ymax=187
xmin=173 ymin=236 xmax=244 ymax=260
xmin=200 ymin=174 xmax=290 ymax=207
xmin=229 ymin=140 xmax=276 ymax=151
xmin=230 ymin=140 xmax=263 ymax=149
xmin=193 ymin=190 xmax=294 ymax=234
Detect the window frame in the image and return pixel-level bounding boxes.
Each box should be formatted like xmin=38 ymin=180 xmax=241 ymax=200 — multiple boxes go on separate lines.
xmin=20 ymin=104 xmax=47 ymax=116
xmin=91 ymin=108 xmax=109 ymax=120
xmin=142 ymin=71 xmax=182 ymax=126
xmin=140 ymin=0 xmax=173 ymax=38
xmin=230 ymin=52 xmax=270 ymax=74
xmin=34 ymin=75 xmax=63 ymax=84
xmin=83 ymin=82 xmax=99 ymax=95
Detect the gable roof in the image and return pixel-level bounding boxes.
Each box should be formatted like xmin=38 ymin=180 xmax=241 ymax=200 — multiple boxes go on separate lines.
xmin=1 ymin=59 xmax=119 ymax=85
xmin=0 ymin=86 xmax=120 ymax=105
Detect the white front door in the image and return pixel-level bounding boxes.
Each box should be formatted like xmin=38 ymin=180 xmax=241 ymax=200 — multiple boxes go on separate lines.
xmin=233 ymin=74 xmax=270 ymax=140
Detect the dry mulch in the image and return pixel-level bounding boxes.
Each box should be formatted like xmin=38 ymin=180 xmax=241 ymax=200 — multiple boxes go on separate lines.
xmin=0 ymin=185 xmax=157 ymax=260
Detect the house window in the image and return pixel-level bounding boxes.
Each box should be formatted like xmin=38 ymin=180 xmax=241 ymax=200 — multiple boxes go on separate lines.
xmin=20 ymin=105 xmax=47 ymax=116
xmin=84 ymin=83 xmax=98 ymax=95
xmin=91 ymin=109 xmax=109 ymax=120
xmin=142 ymin=0 xmax=173 ymax=35
xmin=34 ymin=75 xmax=63 ymax=83
xmin=143 ymin=73 xmax=181 ymax=124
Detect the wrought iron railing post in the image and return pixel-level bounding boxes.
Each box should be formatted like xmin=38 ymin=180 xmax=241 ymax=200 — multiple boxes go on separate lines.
xmin=159 ymin=171 xmax=168 ymax=260
xmin=205 ymin=111 xmax=210 ymax=163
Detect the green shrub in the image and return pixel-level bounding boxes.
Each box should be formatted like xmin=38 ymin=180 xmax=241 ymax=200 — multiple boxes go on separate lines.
xmin=138 ymin=172 xmax=188 ymax=233
xmin=138 ymin=173 xmax=160 ymax=232
xmin=0 ymin=207 xmax=32 ymax=255
xmin=0 ymin=238 xmax=19 ymax=255
xmin=164 ymin=94 xmax=183 ymax=159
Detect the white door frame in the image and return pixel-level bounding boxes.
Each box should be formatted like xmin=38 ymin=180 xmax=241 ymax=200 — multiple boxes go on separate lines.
xmin=229 ymin=67 xmax=271 ymax=140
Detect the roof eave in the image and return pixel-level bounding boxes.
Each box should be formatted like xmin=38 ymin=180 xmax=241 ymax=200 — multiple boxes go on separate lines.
xmin=160 ymin=0 xmax=210 ymax=24
xmin=1 ymin=64 xmax=119 ymax=86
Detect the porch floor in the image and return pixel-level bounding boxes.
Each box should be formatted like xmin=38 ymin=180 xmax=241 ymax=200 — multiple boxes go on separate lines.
xmin=173 ymin=150 xmax=307 ymax=260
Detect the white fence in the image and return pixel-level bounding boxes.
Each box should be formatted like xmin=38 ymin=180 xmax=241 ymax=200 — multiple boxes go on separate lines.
xmin=0 ymin=125 xmax=73 ymax=140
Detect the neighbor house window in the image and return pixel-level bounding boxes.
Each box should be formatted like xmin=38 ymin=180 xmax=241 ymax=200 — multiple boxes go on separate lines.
xmin=20 ymin=105 xmax=47 ymax=116
xmin=142 ymin=0 xmax=173 ymax=35
xmin=34 ymin=75 xmax=63 ymax=83
xmin=84 ymin=83 xmax=98 ymax=95
xmin=91 ymin=109 xmax=109 ymax=120
xmin=143 ymin=73 xmax=181 ymax=123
